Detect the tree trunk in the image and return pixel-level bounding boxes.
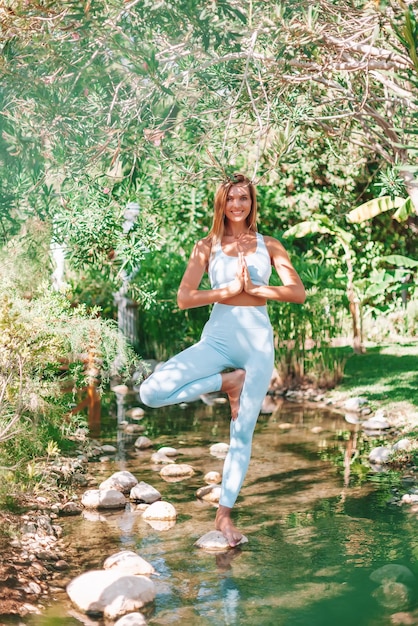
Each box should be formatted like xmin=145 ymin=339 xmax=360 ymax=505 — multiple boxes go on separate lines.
xmin=345 ymin=247 xmax=365 ymax=354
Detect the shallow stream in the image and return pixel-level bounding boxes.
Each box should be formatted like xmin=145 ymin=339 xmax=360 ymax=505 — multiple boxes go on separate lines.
xmin=26 ymin=396 xmax=418 ymax=625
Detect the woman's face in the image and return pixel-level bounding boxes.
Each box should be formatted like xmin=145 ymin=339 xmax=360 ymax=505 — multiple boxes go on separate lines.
xmin=224 ymin=183 xmax=252 ymax=224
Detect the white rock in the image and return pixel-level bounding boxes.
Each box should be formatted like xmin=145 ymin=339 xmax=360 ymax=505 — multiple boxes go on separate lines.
xmin=99 ymin=471 xmax=138 ymax=494
xmin=401 ymin=494 xmax=418 ymax=504
xmin=134 ymin=436 xmax=153 ymax=449
xmin=209 ymin=442 xmax=229 ymax=457
xmin=278 ymin=422 xmax=293 ymax=430
xmin=362 ymin=417 xmax=390 ymax=430
xmin=311 ymin=426 xmax=323 ymax=434
xmin=344 ymin=413 xmax=361 ymax=425
xmin=195 ymin=530 xmax=248 ymax=551
xmin=125 ymin=407 xmax=145 ymax=419
xmin=81 ymin=489 xmax=126 ymax=510
xmin=158 ymin=446 xmax=178 ymax=457
xmin=204 ymin=471 xmax=222 ymax=484
xmin=114 ymin=613 xmax=147 ymax=626
xmin=368 ymin=446 xmax=393 ymax=464
xmin=142 ymin=501 xmax=177 ymax=521
xmin=196 ymin=485 xmax=221 ymax=503
xmin=129 ymin=482 xmax=161 ymax=504
xmin=151 ymin=451 xmax=174 ymax=464
xmin=103 ymin=550 xmax=155 ymax=576
xmin=143 ymin=519 xmax=176 ymax=531
xmin=66 ymin=570 xmax=155 ymax=619
xmin=159 ymin=464 xmax=195 ymax=479
xmin=343 ymin=396 xmax=368 ymax=411
xmin=101 ymin=445 xmax=117 ymax=454
xmin=111 ymin=385 xmax=131 ymax=395
xmin=393 ymin=438 xmax=412 ymax=452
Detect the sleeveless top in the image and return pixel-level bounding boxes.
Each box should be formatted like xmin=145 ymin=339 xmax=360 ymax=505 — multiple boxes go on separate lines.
xmin=208 ymin=232 xmax=272 ymax=289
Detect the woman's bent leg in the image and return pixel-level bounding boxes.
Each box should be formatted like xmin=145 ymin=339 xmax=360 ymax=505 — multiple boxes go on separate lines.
xmin=139 ymin=338 xmax=225 ymax=408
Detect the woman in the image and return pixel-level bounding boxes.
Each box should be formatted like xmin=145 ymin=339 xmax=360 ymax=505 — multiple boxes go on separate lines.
xmin=139 ymin=173 xmax=306 ymax=547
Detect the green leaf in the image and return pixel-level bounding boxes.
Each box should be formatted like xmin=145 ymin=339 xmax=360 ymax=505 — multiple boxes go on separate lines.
xmin=380 ymin=254 xmax=418 ymax=268
xmin=283 ymin=220 xmax=332 ymax=238
xmin=393 ymin=198 xmax=414 ymax=222
xmin=346 ymin=196 xmax=406 ymax=223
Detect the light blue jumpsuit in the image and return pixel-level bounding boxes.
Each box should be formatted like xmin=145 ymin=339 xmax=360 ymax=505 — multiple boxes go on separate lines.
xmin=139 ymin=233 xmax=275 ymax=508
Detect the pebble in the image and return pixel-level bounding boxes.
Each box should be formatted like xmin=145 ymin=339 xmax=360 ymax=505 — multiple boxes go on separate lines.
xmin=195 ymin=530 xmax=248 ymax=551
xmin=160 ymin=464 xmax=195 ymax=480
xmin=134 ymin=436 xmax=153 ymax=449
xmin=142 ymin=501 xmax=177 ymax=521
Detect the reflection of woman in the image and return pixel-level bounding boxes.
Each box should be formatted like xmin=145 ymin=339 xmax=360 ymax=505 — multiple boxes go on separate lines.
xmin=140 ymin=174 xmax=306 ymax=546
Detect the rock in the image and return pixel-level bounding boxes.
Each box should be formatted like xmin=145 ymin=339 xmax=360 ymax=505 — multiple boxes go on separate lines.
xmin=151 ymin=451 xmax=174 ymax=464
xmin=125 ymin=407 xmax=145 ymax=419
xmin=209 ymin=443 xmax=229 ymax=458
xmin=59 ymin=502 xmax=83 ymax=516
xmin=103 ymin=551 xmax=155 ymax=576
xmin=369 ymin=446 xmax=393 ymax=464
xmin=344 ymin=413 xmax=361 ymax=425
xmin=372 ymin=581 xmax=412 ymax=610
xmin=204 ymin=471 xmax=222 ymax=484
xmin=143 ymin=519 xmax=176 ymax=531
xmin=159 ymin=464 xmax=195 ymax=481
xmin=99 ymin=471 xmax=138 ymax=494
xmin=311 ymin=426 xmax=323 ymax=434
xmin=142 ymin=501 xmax=177 ymax=521
xmin=66 ymin=570 xmax=155 ymax=619
xmin=81 ymin=489 xmax=127 ymax=510
xmin=401 ymin=494 xmax=418 ymax=504
xmin=393 ymin=439 xmax=412 ymax=452
xmin=362 ymin=417 xmax=391 ymax=430
xmin=111 ymin=385 xmax=131 ymax=395
xmin=370 ymin=564 xmax=415 ymax=586
xmin=134 ymin=436 xmax=153 ymax=449
xmin=390 ymin=611 xmax=418 ymax=625
xmin=101 ymin=445 xmax=117 ymax=454
xmin=158 ymin=446 xmax=178 ymax=457
xmin=278 ymin=422 xmax=293 ymax=430
xmin=195 ymin=530 xmax=248 ymax=551
xmin=114 ymin=613 xmax=147 ymax=626
xmin=343 ymin=396 xmax=368 ymax=411
xmin=196 ymin=485 xmax=221 ymax=503
xmin=129 ymin=482 xmax=161 ymax=504
xmin=124 ymin=424 xmax=145 ymax=434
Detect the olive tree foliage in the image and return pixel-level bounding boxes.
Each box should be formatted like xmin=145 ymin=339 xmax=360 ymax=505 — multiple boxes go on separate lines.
xmin=2 ymin=1 xmax=418 ymax=197
xmin=1 ymin=0 xmax=417 ymax=368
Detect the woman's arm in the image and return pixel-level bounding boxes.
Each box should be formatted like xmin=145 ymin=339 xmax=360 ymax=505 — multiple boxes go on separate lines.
xmin=243 ymin=236 xmax=306 ymax=304
xmin=177 ymin=239 xmax=244 ymax=310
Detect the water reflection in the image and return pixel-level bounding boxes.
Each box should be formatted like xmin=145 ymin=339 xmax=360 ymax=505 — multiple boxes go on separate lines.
xmin=23 ymin=398 xmax=418 ymax=626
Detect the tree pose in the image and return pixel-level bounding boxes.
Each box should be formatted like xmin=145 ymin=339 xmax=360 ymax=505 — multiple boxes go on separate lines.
xmin=140 ymin=173 xmax=306 ymax=546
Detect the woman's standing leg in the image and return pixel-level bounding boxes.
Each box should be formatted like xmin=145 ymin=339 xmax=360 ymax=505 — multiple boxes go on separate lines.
xmin=215 ymin=317 xmax=275 ymax=545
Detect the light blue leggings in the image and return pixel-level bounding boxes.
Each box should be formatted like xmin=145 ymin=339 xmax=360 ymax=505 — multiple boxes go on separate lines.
xmin=139 ymin=303 xmax=275 ymax=508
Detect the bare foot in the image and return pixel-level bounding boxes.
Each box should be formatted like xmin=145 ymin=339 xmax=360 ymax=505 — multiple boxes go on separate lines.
xmin=215 ymin=505 xmax=243 ymax=548
xmin=221 ymin=369 xmax=245 ymax=420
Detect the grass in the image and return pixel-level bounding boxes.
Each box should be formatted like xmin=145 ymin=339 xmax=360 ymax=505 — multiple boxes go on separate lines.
xmin=327 ymin=340 xmax=418 ymax=429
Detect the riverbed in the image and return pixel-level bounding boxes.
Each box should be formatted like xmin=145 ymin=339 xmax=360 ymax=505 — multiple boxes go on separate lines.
xmin=19 ymin=396 xmax=418 ymax=625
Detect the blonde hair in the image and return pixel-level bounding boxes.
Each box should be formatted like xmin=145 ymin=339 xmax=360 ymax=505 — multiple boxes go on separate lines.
xmin=208 ymin=173 xmax=257 ymax=243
